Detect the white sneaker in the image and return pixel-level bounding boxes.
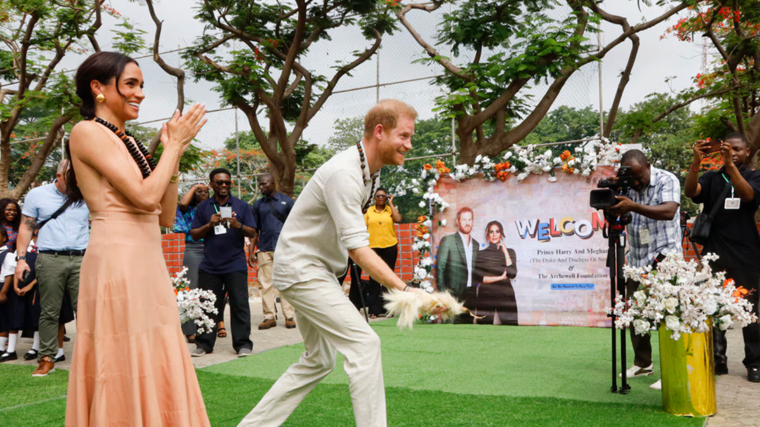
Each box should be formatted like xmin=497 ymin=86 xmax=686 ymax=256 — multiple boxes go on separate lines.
xmin=650 ymin=379 xmax=662 ymax=390
xmin=619 ymin=363 xmax=653 ymax=378
xmin=191 ymin=347 xmax=207 ymax=357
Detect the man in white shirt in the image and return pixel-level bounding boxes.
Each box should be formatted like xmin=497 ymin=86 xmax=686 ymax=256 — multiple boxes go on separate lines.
xmin=238 ymin=100 xmax=424 ymax=427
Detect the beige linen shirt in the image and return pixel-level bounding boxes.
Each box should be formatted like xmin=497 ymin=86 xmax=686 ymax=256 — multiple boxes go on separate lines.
xmin=273 ymin=142 xmax=380 ymax=290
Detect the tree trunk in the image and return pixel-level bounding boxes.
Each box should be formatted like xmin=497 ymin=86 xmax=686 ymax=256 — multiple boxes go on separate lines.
xmin=457 ymin=127 xmax=478 ymax=166
xmin=0 ymin=131 xmax=12 ymax=197
xmin=269 ymin=151 xmax=297 ymax=196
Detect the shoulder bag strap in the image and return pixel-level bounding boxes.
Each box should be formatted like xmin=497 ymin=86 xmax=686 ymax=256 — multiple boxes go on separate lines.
xmin=705 ymin=181 xmax=733 ymax=220
xmin=36 ymin=199 xmax=74 ymax=230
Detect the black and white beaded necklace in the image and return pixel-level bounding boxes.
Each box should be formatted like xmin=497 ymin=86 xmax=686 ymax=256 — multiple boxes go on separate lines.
xmin=94 ymin=117 xmax=157 ymax=178
xmin=356 ymin=141 xmax=377 ymax=211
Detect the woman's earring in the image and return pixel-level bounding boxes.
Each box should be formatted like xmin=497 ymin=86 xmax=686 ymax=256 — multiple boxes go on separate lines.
xmin=96 ymin=94 xmax=106 ymax=103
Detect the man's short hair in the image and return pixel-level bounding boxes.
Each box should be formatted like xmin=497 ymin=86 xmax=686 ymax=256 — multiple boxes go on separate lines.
xmin=724 ymin=132 xmax=749 ymax=148
xmin=57 ymin=159 xmax=70 ymax=175
xmin=456 ymin=207 xmax=473 ymax=222
xmin=260 ymin=173 xmax=273 ymax=182
xmin=363 ymin=99 xmax=418 ymax=140
xmin=209 ymin=168 xmax=232 ymax=181
xmin=621 ymin=149 xmax=649 ymax=166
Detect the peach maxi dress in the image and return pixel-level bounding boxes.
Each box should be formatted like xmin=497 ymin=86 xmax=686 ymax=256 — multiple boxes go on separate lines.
xmin=66 ymin=123 xmax=210 ymax=426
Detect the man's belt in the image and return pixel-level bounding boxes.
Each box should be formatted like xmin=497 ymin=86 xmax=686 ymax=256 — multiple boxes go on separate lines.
xmin=39 ymin=250 xmax=86 ymax=256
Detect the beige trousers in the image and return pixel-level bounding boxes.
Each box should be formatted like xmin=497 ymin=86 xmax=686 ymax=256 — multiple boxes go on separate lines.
xmin=238 ymin=278 xmax=386 ymax=427
xmin=257 ymin=251 xmax=295 ymax=320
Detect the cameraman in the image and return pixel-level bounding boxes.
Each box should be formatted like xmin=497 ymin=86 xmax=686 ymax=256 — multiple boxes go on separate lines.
xmin=685 ymin=133 xmax=760 ymax=383
xmin=606 ymin=149 xmax=681 ymax=390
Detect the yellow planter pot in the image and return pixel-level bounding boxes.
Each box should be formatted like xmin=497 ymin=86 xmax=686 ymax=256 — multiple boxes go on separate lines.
xmin=658 ymin=325 xmax=716 ymax=417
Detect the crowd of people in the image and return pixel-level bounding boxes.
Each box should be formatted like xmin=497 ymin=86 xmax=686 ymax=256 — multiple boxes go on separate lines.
xmin=0 ymin=50 xmax=427 ymax=427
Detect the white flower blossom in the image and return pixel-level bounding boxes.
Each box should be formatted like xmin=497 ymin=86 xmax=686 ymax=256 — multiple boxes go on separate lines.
xmin=633 ymin=319 xmax=650 ymax=335
xmin=663 ymin=297 xmax=678 ymax=314
xmin=665 ymin=315 xmax=680 ymax=331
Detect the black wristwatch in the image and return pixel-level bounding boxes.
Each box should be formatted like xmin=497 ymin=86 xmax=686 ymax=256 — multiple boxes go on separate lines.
xmin=15 ymin=255 xmax=26 ymax=262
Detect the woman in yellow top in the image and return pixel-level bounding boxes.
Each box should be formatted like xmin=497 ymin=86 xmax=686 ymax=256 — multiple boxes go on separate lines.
xmin=363 ymin=187 xmax=402 ymax=318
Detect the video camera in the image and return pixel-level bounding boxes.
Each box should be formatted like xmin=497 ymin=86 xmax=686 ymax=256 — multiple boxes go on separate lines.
xmin=680 ymin=211 xmax=691 ymax=227
xmin=589 ymin=166 xmax=633 ymax=209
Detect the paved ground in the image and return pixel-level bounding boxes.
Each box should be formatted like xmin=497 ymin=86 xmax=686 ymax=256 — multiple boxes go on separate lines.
xmin=707 ymin=327 xmax=760 ymax=426
xmin=4 ymin=298 xmax=757 ymax=424
xmin=2 ymin=297 xmax=304 ymax=371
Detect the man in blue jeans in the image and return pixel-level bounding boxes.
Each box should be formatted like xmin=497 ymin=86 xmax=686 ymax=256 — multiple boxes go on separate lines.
xmin=190 ymin=168 xmax=257 ymax=357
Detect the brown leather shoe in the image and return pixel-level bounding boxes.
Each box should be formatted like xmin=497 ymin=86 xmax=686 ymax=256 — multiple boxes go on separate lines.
xmin=285 ymin=318 xmax=296 ymax=329
xmin=32 ymin=356 xmax=55 ymax=377
xmin=258 ymin=318 xmax=276 ymax=330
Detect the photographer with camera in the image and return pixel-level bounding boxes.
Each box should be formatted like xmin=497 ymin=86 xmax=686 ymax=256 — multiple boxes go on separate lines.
xmin=685 ymin=133 xmax=760 ymax=383
xmin=606 ymin=149 xmax=682 ymax=390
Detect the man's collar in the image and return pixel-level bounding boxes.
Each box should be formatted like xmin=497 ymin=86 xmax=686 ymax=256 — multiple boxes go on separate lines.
xmin=719 ymin=165 xmax=747 ymax=174
xmin=52 ymin=179 xmax=64 ymax=195
xmin=458 ymin=231 xmax=471 ymax=245
xmin=264 ymin=191 xmax=279 ymax=201
xmin=213 ymin=195 xmax=231 ymax=206
xmin=645 ymin=167 xmax=659 ymax=189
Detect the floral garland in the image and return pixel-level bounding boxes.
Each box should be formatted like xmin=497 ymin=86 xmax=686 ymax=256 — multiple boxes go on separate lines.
xmin=395 ymin=137 xmax=622 ymax=293
xmin=172 ymin=268 xmax=218 ymax=334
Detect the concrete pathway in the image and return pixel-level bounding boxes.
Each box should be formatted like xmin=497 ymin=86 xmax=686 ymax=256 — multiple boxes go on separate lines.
xmin=3 ymin=298 xmax=303 ymax=371
xmin=707 ymin=327 xmax=760 ymax=426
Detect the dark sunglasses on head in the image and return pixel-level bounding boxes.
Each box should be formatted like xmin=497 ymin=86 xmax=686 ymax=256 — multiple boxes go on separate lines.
xmin=214 ymin=181 xmax=232 ymax=187
xmin=375 ymin=194 xmax=387 ymax=198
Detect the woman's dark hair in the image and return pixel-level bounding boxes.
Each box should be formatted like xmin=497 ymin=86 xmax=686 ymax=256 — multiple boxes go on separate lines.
xmin=485 ymin=220 xmax=504 ymax=242
xmin=75 ymin=51 xmax=139 ymax=120
xmin=0 ymin=198 xmax=21 ymax=231
xmin=67 ymin=52 xmax=139 ymax=204
xmin=374 ymin=187 xmax=387 ymax=196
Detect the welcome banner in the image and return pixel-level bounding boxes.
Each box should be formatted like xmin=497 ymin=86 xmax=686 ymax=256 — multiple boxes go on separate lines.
xmin=431 ymin=166 xmax=616 ymax=327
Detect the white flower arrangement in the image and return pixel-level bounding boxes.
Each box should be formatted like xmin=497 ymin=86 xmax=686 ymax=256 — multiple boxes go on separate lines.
xmin=607 ymin=252 xmax=758 ymax=340
xmin=171 ymin=267 xmax=218 ymax=334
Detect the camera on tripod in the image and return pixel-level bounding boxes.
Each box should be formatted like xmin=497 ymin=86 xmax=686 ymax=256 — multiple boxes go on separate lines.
xmin=589 ymin=166 xmax=634 ymax=209
xmin=680 ymin=211 xmax=691 ymax=227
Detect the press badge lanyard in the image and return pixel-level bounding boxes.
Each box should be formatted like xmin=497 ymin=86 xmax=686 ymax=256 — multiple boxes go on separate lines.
xmin=213 ymin=203 xmax=231 ymax=235
xmin=722 ymin=174 xmax=741 ymax=210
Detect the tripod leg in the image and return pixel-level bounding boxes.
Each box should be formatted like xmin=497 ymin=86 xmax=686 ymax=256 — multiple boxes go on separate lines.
xmin=617 ymin=238 xmax=631 ymax=394
xmin=608 ymin=236 xmax=618 ymax=393
xmin=353 ymin=264 xmax=369 ymax=323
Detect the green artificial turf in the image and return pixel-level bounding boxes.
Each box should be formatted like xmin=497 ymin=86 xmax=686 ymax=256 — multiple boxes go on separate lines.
xmin=0 ymin=322 xmax=707 ymax=426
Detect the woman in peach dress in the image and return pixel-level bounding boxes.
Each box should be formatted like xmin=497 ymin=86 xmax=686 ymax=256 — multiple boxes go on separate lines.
xmin=65 ymin=51 xmax=210 ymax=426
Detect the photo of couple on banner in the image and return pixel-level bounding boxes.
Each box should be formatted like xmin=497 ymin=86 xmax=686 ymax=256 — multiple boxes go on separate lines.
xmin=435 ymin=207 xmax=519 ymax=325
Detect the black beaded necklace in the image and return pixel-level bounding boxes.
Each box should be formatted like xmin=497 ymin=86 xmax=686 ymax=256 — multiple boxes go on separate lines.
xmin=356 ymin=141 xmax=376 ymax=211
xmin=95 ymin=117 xmax=157 ymax=178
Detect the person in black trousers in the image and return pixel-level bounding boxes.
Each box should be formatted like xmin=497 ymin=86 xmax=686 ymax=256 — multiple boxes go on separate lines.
xmin=686 ymin=133 xmax=760 ymax=383
xmin=190 ymin=168 xmax=257 ymax=357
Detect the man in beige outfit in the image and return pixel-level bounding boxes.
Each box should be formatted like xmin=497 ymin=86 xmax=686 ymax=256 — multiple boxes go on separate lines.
xmin=238 ymin=100 xmax=426 ymax=427
xmin=250 ymin=174 xmax=296 ymax=329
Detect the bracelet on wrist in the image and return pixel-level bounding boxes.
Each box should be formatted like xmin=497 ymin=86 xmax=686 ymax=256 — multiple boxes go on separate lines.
xmin=403 ymin=285 xmax=409 ymax=292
